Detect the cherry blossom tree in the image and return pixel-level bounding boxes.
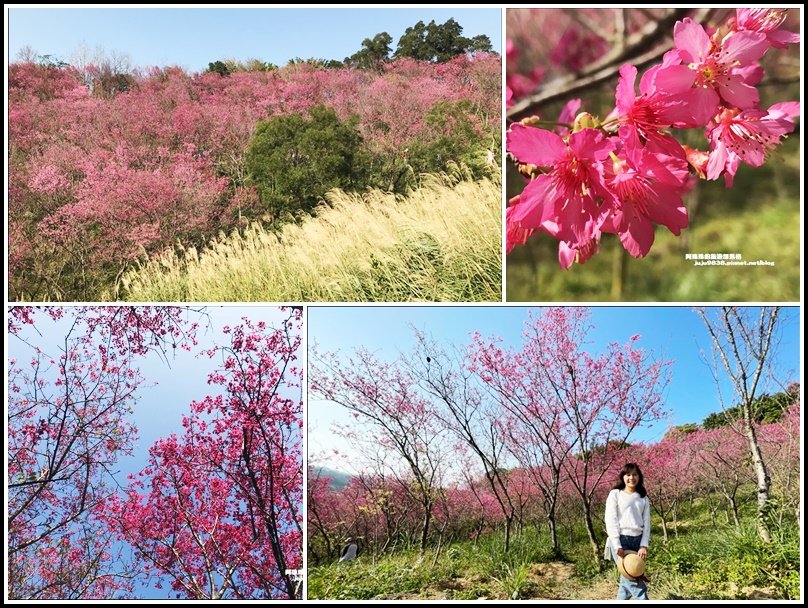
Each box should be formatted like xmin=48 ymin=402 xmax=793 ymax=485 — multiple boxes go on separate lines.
xmin=466 ymin=308 xmax=670 ymax=563
xmin=407 ymin=334 xmax=521 ymax=553
xmin=8 ymin=306 xmax=202 ymax=599
xmin=642 ymin=430 xmax=698 ymax=541
xmin=688 ymin=426 xmax=753 ymax=528
xmin=309 ymin=345 xmax=448 ymax=555
xmin=758 ymin=397 xmax=800 ymax=524
xmin=107 ymin=310 xmax=302 ymax=599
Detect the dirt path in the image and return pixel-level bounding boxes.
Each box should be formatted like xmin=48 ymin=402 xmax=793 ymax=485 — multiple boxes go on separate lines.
xmin=388 ymin=561 xmax=617 ymax=601
xmin=526 ymin=562 xmax=614 ymax=600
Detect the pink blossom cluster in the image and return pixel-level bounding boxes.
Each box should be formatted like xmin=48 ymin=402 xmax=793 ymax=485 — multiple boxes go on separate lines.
xmin=8 ymin=54 xmax=500 ymax=299
xmin=309 ymin=396 xmax=799 ymax=560
xmin=506 ymin=9 xmax=799 ymax=267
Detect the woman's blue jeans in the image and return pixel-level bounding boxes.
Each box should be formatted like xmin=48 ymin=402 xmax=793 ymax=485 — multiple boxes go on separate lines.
xmin=611 ymin=534 xmax=648 ymax=600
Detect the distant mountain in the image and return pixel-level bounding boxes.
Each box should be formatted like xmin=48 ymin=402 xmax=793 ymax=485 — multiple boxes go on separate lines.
xmin=312 ymin=466 xmax=352 ymax=490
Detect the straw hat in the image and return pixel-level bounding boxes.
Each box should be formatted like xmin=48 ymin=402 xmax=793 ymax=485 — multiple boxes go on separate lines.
xmin=617 ymin=550 xmax=646 ymax=579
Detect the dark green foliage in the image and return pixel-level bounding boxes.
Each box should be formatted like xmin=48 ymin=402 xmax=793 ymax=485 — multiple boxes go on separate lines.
xmin=286 ymin=57 xmax=344 ymax=70
xmin=655 ymin=524 xmax=800 ymax=599
xmin=666 ymin=423 xmax=699 ymax=438
xmin=35 ymin=54 xmax=71 ymax=70
xmin=95 ymin=70 xmax=135 ymax=97
xmin=701 ymin=388 xmax=796 ymax=430
xmin=577 ymin=439 xmax=629 ymax=460
xmin=395 ymin=18 xmax=493 ymax=62
xmin=246 ymin=105 xmax=369 ymax=221
xmin=345 ymin=32 xmax=393 ymax=71
xmin=213 ymin=59 xmax=277 ymax=73
xmin=406 ymin=100 xmax=497 ymax=180
xmin=207 ymin=60 xmax=230 ymax=77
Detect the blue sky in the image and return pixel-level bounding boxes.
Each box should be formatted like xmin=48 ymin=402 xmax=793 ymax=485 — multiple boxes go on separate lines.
xmin=7 ymin=7 xmax=502 ymax=73
xmin=307 ymin=306 xmax=800 ymax=472
xmin=8 ymin=306 xmax=300 ymax=599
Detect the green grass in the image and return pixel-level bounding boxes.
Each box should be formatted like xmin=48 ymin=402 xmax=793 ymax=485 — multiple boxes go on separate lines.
xmin=506 ymin=135 xmax=800 ymax=302
xmin=308 ymin=503 xmax=801 ymax=600
xmin=121 ymin=168 xmax=502 ymax=302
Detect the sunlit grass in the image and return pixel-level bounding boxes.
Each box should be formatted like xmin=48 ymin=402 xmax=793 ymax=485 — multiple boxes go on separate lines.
xmin=121 ymin=169 xmax=502 ymax=302
xmin=308 ymin=504 xmax=799 ymax=600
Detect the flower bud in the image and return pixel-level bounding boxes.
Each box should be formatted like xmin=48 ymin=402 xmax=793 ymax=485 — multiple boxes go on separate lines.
xmin=573 ymin=112 xmax=598 ymax=131
xmin=519 ymin=115 xmax=542 ymax=128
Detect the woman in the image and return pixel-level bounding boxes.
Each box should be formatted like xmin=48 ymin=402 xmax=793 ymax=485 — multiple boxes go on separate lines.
xmin=604 ymin=462 xmax=650 ymax=600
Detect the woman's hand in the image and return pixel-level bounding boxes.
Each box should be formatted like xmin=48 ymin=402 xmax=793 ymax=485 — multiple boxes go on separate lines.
xmin=616 ymin=548 xmax=625 ymax=558
xmin=638 ymin=547 xmax=648 ymax=560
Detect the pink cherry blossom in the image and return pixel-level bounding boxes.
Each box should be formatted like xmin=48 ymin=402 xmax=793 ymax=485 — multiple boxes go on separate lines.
xmin=506 ymin=125 xmax=616 ymax=249
xmin=614 ymin=63 xmax=695 ymax=138
xmin=604 ymin=137 xmax=690 ymax=257
xmin=505 ymin=196 xmax=536 ymax=254
xmin=733 ymin=8 xmax=800 ymax=48
xmin=706 ymin=102 xmax=800 ymax=186
xmin=655 ymin=18 xmax=769 ymax=122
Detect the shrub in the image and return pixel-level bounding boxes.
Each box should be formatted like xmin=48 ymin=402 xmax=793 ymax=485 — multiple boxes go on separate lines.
xmin=246 ymin=105 xmax=369 ymax=221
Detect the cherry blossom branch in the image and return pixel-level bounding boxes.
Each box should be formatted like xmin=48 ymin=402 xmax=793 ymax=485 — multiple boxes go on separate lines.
xmin=508 ymin=8 xmax=713 ymax=121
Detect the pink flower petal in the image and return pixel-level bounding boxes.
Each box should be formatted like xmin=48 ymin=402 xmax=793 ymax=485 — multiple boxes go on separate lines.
xmin=558 ymin=241 xmax=576 ymax=269
xmin=645 ymin=188 xmax=689 ymax=235
xmin=652 ymin=65 xmax=696 ymax=94
xmin=616 ymin=64 xmax=637 ymax=113
xmin=506 ymin=124 xmax=566 ymax=166
xmin=509 ymin=174 xmax=556 ymax=228
xmin=768 ymin=101 xmax=800 ymax=120
xmin=674 ymin=18 xmax=711 ymax=63
xmin=721 ymin=30 xmax=769 ymax=64
xmin=717 ymin=77 xmax=759 ymax=109
xmin=706 ymin=144 xmax=729 ymax=181
xmin=734 ymin=63 xmax=764 ymax=86
xmin=619 ymin=212 xmax=655 ymax=257
xmin=557 ymin=98 xmax=581 ymax=135
xmin=568 ymin=128 xmax=615 ymax=160
xmin=688 ymin=87 xmax=720 ymax=125
xmin=768 ymin=29 xmax=801 ymax=47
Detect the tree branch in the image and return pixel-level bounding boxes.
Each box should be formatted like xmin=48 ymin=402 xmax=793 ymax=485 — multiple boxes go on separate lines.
xmin=507 ymin=8 xmax=714 ymax=122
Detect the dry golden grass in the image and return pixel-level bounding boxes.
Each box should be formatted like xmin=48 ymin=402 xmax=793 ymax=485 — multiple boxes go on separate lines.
xmin=121 ymin=170 xmax=502 ymax=302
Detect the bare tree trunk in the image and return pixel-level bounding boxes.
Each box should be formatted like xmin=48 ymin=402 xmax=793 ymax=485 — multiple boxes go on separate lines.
xmin=698 ymin=307 xmax=780 ymax=544
xmin=548 ymin=508 xmax=560 ymax=556
xmin=420 ymin=503 xmax=433 ymax=554
xmin=746 ymin=424 xmax=772 ymax=542
xmin=726 ymin=493 xmax=741 ymax=529
xmin=505 ymin=516 xmax=513 ymax=553
xmin=672 ymin=503 xmax=679 ymax=537
xmin=583 ymin=501 xmax=601 ymax=565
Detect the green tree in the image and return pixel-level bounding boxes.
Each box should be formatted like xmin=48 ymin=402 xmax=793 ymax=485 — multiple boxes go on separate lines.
xmin=395 ymin=18 xmax=493 ymax=62
xmin=207 ymin=60 xmax=230 ymax=76
xmin=345 ymin=32 xmax=393 ymax=70
xmin=285 ymin=57 xmax=343 ymax=69
xmin=702 ymin=389 xmax=795 ymax=430
xmin=407 ymin=99 xmax=497 ymax=179
xmin=395 ymin=21 xmax=432 ymax=61
xmin=246 ymin=105 xmax=368 ymax=222
xmin=468 ymin=34 xmax=494 ymax=54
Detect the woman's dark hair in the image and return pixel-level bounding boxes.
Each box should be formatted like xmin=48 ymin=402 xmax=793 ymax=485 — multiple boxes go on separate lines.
xmin=612 ymin=462 xmax=647 ymax=498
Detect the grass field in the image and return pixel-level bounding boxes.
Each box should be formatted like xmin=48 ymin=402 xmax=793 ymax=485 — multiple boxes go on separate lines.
xmin=308 ymin=501 xmax=800 ymax=600
xmin=121 ymin=171 xmax=501 ymax=302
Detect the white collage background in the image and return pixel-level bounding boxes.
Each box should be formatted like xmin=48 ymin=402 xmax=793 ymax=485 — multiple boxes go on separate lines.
xmin=5 ymin=6 xmax=803 ymax=603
